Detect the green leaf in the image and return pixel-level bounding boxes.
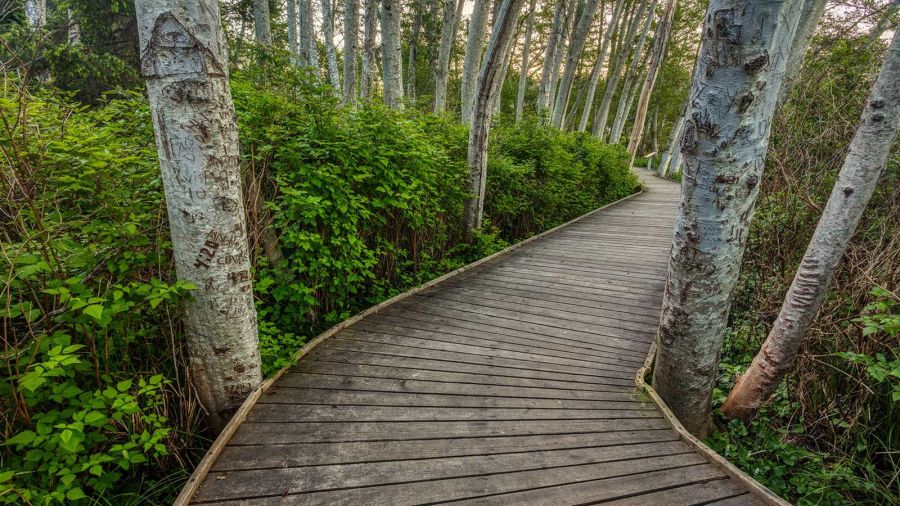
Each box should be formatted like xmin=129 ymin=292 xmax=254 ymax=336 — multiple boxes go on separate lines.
xmin=66 ymin=487 xmax=87 ymax=501
xmin=4 ymin=430 xmax=36 ymax=447
xmin=83 ymin=304 xmax=104 ymax=320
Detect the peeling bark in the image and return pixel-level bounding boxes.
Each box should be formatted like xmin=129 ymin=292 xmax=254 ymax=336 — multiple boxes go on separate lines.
xmin=380 ymin=0 xmax=404 ymax=108
xmin=464 ymin=0 xmax=526 ymax=239
xmin=461 ymin=0 xmax=492 ymax=124
xmin=551 ymin=0 xmax=601 ymax=127
xmin=343 ymin=0 xmax=360 ymax=101
xmin=652 ymin=0 xmax=800 ymax=437
xmin=723 ymin=28 xmax=900 ymax=420
xmin=135 ymin=0 xmax=262 ymax=432
xmin=434 ymin=0 xmax=466 ymax=112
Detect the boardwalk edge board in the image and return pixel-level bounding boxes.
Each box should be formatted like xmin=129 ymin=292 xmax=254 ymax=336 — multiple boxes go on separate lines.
xmin=174 ymin=189 xmax=644 ymax=505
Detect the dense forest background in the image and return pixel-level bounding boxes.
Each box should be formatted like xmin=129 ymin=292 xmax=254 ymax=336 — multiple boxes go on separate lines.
xmin=1 ymin=0 xmax=898 ymax=504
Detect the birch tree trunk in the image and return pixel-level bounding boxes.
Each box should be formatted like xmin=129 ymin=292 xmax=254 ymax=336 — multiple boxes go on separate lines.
xmin=778 ymin=0 xmax=827 ymax=104
xmin=407 ymin=1 xmax=424 ymax=99
xmin=464 ymin=0 xmax=526 ymax=239
xmin=592 ymin=0 xmax=650 ymax=139
xmin=343 ymin=0 xmax=360 ymax=101
xmin=627 ymin=0 xmax=676 ymax=156
xmin=135 ymin=0 xmax=262 ymax=432
xmin=253 ymin=0 xmax=272 ymax=45
xmin=578 ymin=0 xmax=623 ymax=132
xmin=287 ymin=0 xmax=300 ymax=64
xmin=609 ymin=6 xmax=654 ymax=143
xmin=722 ymin=28 xmax=900 ymax=420
xmin=434 ymin=0 xmax=465 ymax=112
xmin=380 ymin=0 xmax=404 ymax=108
xmin=461 ymin=0 xmax=492 ymax=124
xmin=299 ymin=0 xmax=316 ymax=68
xmin=25 ymin=0 xmax=46 ymax=28
xmin=658 ymin=102 xmax=685 ymax=177
xmin=322 ymin=0 xmax=342 ymax=93
xmin=545 ymin=0 xmax=577 ymax=115
xmin=515 ymin=0 xmax=537 ymax=122
xmin=537 ymin=0 xmax=568 ymax=114
xmin=652 ymin=0 xmax=800 ymax=437
xmin=361 ymin=0 xmax=380 ymax=99
xmin=550 ymin=0 xmax=601 ymax=127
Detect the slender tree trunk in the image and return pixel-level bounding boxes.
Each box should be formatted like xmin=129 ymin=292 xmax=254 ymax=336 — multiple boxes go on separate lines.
xmin=25 ymin=0 xmax=46 ymax=28
xmin=343 ymin=0 xmax=360 ymax=101
xmin=361 ymin=0 xmax=380 ymax=99
xmin=299 ymin=0 xmax=316 ymax=68
xmin=722 ymin=28 xmax=900 ymax=420
xmin=592 ymin=0 xmax=649 ymax=139
xmin=546 ymin=0 xmax=577 ymax=114
xmin=464 ymin=0 xmax=527 ymax=239
xmin=550 ymin=0 xmax=601 ymax=127
xmin=407 ymin=1 xmax=424 ymax=99
xmin=537 ymin=0 xmax=568 ymax=114
xmin=515 ymin=0 xmax=537 ymax=122
xmin=135 ymin=0 xmax=262 ymax=432
xmin=287 ymin=0 xmax=300 ymax=64
xmin=651 ymin=103 xmax=659 ymax=154
xmin=434 ymin=0 xmax=465 ymax=112
xmin=778 ymin=0 xmax=827 ymax=104
xmin=657 ymin=106 xmax=684 ymax=177
xmin=578 ymin=0 xmax=623 ymax=132
xmin=627 ymin=0 xmax=676 ymax=156
xmin=609 ymin=5 xmax=654 ymax=143
xmin=68 ymin=8 xmax=81 ymax=43
xmin=253 ymin=0 xmax=272 ymax=45
xmin=492 ymin=23 xmax=518 ymax=114
xmin=322 ymin=0 xmax=342 ymax=93
xmin=652 ymin=0 xmax=800 ymax=437
xmin=380 ymin=0 xmax=404 ymax=108
xmin=461 ymin=0 xmax=492 ymax=124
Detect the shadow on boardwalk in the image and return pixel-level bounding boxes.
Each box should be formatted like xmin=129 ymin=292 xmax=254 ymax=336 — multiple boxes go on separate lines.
xmin=183 ymin=169 xmax=782 ymax=505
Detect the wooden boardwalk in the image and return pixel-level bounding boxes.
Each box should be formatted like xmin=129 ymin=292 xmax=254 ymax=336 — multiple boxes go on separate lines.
xmin=185 ymin=169 xmax=778 ymax=505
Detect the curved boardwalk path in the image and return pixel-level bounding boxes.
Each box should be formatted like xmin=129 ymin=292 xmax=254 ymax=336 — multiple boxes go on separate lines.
xmin=187 ymin=170 xmax=775 ymax=505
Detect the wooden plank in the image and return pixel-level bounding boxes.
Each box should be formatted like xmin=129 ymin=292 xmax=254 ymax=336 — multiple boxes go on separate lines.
xmin=297 ymin=349 xmax=638 ymax=387
xmin=276 ymin=372 xmax=641 ymax=400
xmin=195 ymin=451 xmax=704 ymax=504
xmin=601 ymin=479 xmax=749 ymax=505
xmin=212 ymin=429 xmax=680 ymax=470
xmin=244 ymin=404 xmax=659 ymax=423
xmin=229 ymin=418 xmax=673 ymax=445
xmin=707 ymin=494 xmax=768 ymax=505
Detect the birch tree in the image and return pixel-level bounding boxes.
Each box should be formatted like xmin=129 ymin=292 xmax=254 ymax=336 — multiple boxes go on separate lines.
xmin=592 ymin=0 xmax=650 ymax=139
xmin=551 ymin=0 xmax=601 ymax=127
xmin=627 ymin=0 xmax=676 ymax=156
xmin=253 ymin=0 xmax=272 ymax=45
xmin=465 ymin=0 xmax=527 ymax=239
xmin=287 ymin=0 xmax=300 ymax=63
xmin=658 ymin=101 xmax=686 ymax=177
xmin=135 ymin=0 xmax=262 ymax=431
xmin=515 ymin=0 xmax=537 ymax=122
xmin=537 ymin=0 xmax=568 ymax=114
xmin=461 ymin=0 xmax=492 ymax=124
xmin=434 ymin=0 xmax=465 ymax=112
xmin=322 ymin=0 xmax=342 ymax=93
xmin=299 ymin=0 xmax=318 ymax=69
xmin=343 ymin=0 xmax=360 ymax=101
xmin=578 ymin=0 xmax=624 ymax=132
xmin=779 ymin=0 xmax=827 ymax=104
xmin=722 ymin=28 xmax=900 ymax=420
xmin=361 ymin=0 xmax=379 ymax=99
xmin=24 ymin=0 xmax=46 ymax=28
xmin=652 ymin=0 xmax=802 ymax=437
xmin=407 ymin=1 xmax=424 ymax=99
xmin=380 ymin=0 xmax=404 ymax=108
xmin=545 ymin=0 xmax=577 ymax=114
xmin=609 ymin=6 xmax=654 ymax=143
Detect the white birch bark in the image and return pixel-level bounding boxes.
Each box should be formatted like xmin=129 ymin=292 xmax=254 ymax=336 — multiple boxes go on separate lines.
xmin=253 ymin=0 xmax=272 ymax=45
xmin=652 ymin=0 xmax=801 ymax=437
xmin=537 ymin=0 xmax=568 ymax=114
xmin=545 ymin=0 xmax=577 ymax=114
xmin=464 ymin=0 xmax=527 ymax=239
xmin=407 ymin=1 xmax=424 ymax=99
xmin=68 ymin=8 xmax=81 ymax=44
xmin=434 ymin=0 xmax=466 ymax=112
xmin=24 ymin=0 xmax=46 ymax=28
xmin=578 ymin=0 xmax=623 ymax=132
xmin=135 ymin=0 xmax=262 ymax=432
xmin=461 ymin=0 xmax=492 ymax=124
xmin=550 ymin=0 xmax=601 ymax=127
xmin=492 ymin=22 xmax=519 ymax=114
xmin=778 ymin=0 xmax=826 ymax=104
xmin=515 ymin=0 xmax=537 ymax=122
xmin=608 ymin=6 xmax=654 ymax=143
xmin=322 ymin=0 xmax=342 ymax=93
xmin=380 ymin=0 xmax=404 ymax=108
xmin=627 ymin=0 xmax=676 ymax=155
xmin=361 ymin=0 xmax=380 ymax=99
xmin=343 ymin=0 xmax=360 ymax=101
xmin=591 ymin=0 xmax=650 ymax=139
xmin=658 ymin=102 xmax=685 ymax=177
xmin=287 ymin=0 xmax=300 ymax=64
xmin=722 ymin=28 xmax=900 ymax=420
